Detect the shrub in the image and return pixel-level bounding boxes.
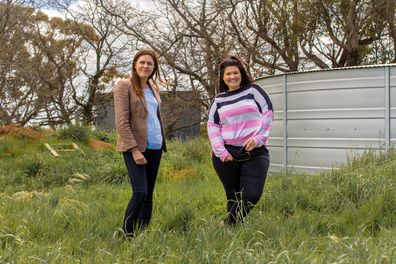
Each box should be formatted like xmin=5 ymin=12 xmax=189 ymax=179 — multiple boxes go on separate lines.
xmin=24 ymin=159 xmax=43 ymax=177
xmin=91 ymin=130 xmax=116 ymax=144
xmin=58 ymin=125 xmax=90 ymax=143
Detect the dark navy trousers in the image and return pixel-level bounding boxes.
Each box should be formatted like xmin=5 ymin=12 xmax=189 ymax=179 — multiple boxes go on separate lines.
xmin=212 ymin=145 xmax=270 ymax=224
xmin=122 ymin=149 xmax=162 ymax=236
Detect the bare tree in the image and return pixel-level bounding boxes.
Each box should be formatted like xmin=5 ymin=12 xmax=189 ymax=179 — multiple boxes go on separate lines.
xmin=101 ymin=0 xmax=238 ymax=95
xmin=99 ymin=0 xmax=237 ymax=136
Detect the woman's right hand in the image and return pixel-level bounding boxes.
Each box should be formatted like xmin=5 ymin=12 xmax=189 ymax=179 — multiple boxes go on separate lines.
xmin=224 ymin=155 xmax=234 ymax=162
xmin=132 ymin=147 xmax=147 ymax=165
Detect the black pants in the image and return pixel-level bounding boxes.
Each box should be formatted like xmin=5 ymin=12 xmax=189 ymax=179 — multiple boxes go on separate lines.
xmin=122 ymin=149 xmax=162 ymax=236
xmin=212 ymin=145 xmax=270 ymax=224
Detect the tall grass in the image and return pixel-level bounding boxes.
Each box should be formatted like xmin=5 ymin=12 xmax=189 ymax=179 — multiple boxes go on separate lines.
xmin=58 ymin=124 xmax=91 ymax=143
xmin=1 ymin=129 xmax=396 ymax=263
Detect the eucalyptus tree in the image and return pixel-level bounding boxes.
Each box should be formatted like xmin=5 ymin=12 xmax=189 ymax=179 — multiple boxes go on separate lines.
xmin=302 ymin=0 xmax=384 ymax=67
xmin=27 ymin=14 xmax=83 ymax=126
xmin=226 ymin=0 xmax=314 ymax=73
xmin=0 ymin=1 xmax=37 ymax=126
xmin=371 ymin=0 xmax=396 ymax=63
xmin=0 ymin=2 xmax=90 ymax=127
xmin=51 ymin=0 xmax=133 ymax=124
xmin=0 ymin=3 xmax=61 ymax=126
xmin=0 ymin=0 xmax=25 ymax=34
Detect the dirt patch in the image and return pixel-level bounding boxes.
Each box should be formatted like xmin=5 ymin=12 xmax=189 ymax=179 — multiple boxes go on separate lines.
xmin=89 ymin=139 xmax=114 ymax=151
xmin=0 ymin=124 xmax=43 ymax=139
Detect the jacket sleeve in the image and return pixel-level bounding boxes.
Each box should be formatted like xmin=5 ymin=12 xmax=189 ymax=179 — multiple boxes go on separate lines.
xmin=207 ymin=98 xmax=230 ymax=161
xmin=114 ymin=80 xmax=137 ymax=150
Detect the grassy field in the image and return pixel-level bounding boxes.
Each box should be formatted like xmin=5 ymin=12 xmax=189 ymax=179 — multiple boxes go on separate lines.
xmin=1 ymin=126 xmax=396 ymax=263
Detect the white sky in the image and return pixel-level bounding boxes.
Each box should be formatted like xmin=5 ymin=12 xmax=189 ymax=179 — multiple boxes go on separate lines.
xmin=41 ymin=0 xmax=156 ymax=18
xmin=40 ymin=8 xmax=64 ymax=18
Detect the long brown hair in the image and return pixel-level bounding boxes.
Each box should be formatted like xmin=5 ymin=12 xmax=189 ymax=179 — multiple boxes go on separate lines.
xmin=130 ymin=49 xmax=162 ymax=97
xmin=218 ymin=56 xmax=253 ymax=93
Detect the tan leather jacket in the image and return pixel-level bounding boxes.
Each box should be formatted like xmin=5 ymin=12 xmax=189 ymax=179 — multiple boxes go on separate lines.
xmin=113 ymin=78 xmax=167 ymax=153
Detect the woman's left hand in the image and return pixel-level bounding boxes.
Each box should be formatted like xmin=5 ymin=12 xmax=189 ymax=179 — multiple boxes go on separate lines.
xmin=243 ymin=138 xmax=256 ymax=152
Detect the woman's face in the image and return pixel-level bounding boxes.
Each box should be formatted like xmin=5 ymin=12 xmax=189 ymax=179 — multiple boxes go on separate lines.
xmin=222 ymin=65 xmax=241 ymax=91
xmin=135 ymin=55 xmax=155 ymax=81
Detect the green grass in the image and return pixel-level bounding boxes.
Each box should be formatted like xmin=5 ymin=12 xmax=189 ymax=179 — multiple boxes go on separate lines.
xmin=1 ymin=129 xmax=396 ymax=263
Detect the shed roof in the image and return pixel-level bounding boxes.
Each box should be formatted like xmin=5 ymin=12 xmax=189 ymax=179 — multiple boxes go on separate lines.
xmin=256 ymin=63 xmax=396 ymax=81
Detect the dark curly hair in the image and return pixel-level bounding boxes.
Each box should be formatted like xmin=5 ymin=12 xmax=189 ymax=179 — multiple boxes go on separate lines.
xmin=218 ymin=56 xmax=253 ymax=93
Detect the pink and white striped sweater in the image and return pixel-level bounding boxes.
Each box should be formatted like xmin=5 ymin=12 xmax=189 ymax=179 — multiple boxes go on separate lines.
xmin=207 ymin=83 xmax=274 ymax=161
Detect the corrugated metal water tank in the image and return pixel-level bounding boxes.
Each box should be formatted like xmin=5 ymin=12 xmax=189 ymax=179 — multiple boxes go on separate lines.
xmin=256 ymin=65 xmax=396 ymax=173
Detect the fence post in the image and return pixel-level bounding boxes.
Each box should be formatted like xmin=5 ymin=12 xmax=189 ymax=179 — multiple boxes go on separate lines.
xmin=283 ymin=74 xmax=288 ymax=172
xmin=384 ymin=66 xmax=390 ymax=151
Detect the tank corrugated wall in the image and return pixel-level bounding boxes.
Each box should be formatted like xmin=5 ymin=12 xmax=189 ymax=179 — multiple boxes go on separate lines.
xmin=256 ymin=65 xmax=396 ymax=173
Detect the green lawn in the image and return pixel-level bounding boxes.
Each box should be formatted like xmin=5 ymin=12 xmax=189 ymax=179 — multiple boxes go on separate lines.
xmin=1 ymin=128 xmax=395 ymax=263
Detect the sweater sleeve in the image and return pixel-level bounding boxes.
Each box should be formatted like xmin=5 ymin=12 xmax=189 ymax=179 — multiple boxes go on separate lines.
xmin=252 ymin=85 xmax=274 ymax=147
xmin=207 ymin=98 xmax=230 ymax=161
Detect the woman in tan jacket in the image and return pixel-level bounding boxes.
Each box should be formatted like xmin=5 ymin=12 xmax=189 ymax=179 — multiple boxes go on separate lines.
xmin=113 ymin=49 xmax=167 ymax=237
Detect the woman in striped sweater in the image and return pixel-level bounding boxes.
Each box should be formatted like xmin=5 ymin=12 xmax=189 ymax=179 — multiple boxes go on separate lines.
xmin=207 ymin=56 xmax=274 ymax=226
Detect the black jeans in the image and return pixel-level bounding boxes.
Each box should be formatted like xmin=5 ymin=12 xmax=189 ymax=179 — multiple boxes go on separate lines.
xmin=122 ymin=149 xmax=162 ymax=236
xmin=212 ymin=145 xmax=270 ymax=224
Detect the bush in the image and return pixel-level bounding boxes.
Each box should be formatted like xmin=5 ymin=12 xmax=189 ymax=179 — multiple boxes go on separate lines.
xmin=58 ymin=125 xmax=90 ymax=143
xmin=24 ymin=159 xmax=43 ymax=177
xmin=91 ymin=130 xmax=116 ymax=144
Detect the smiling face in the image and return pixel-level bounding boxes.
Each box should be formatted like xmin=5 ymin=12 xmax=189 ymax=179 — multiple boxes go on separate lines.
xmin=134 ymin=54 xmax=155 ymax=81
xmin=222 ymin=65 xmax=241 ymax=91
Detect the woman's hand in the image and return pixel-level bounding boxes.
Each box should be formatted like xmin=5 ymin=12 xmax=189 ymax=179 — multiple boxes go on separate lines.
xmin=224 ymin=155 xmax=234 ymax=162
xmin=132 ymin=147 xmax=147 ymax=165
xmin=243 ymin=138 xmax=256 ymax=152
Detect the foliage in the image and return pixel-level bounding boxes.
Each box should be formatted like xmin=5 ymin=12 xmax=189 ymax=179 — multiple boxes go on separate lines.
xmin=0 ymin=3 xmax=83 ymax=126
xmin=0 ymin=0 xmax=131 ymax=126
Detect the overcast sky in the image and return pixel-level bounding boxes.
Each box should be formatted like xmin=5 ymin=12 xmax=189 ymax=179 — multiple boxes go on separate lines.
xmin=40 ymin=0 xmax=156 ymax=17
